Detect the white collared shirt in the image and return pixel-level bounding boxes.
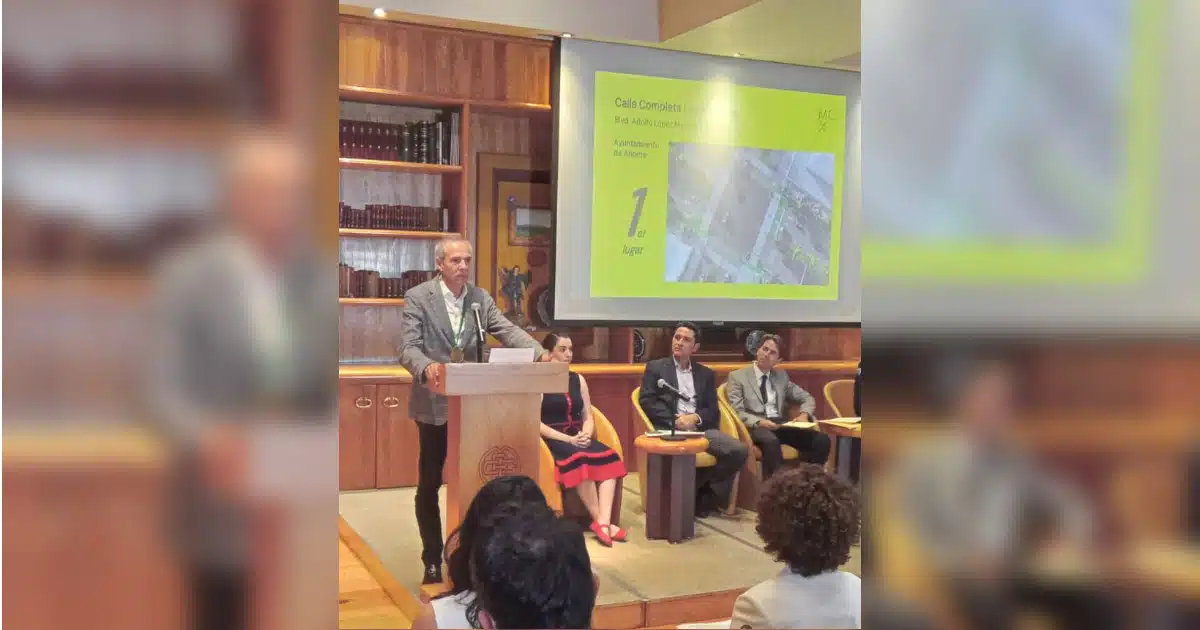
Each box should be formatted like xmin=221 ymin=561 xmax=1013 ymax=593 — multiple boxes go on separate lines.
xmin=752 ymin=363 xmax=780 ymax=419
xmin=674 ymin=358 xmax=697 ymax=415
xmin=439 ymin=278 xmax=467 ymax=342
xmin=228 ymin=235 xmax=291 ymax=391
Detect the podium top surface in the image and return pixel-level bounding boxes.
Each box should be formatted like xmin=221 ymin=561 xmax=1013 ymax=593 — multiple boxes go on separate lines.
xmin=431 ymin=361 xmax=569 ymax=396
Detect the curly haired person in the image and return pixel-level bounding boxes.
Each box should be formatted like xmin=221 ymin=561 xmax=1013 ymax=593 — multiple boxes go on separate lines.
xmin=731 ymin=464 xmax=861 ymax=629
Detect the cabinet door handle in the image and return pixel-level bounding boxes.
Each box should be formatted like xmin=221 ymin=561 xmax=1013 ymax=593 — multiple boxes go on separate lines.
xmin=382 ymin=396 xmax=400 ymax=408
xmin=355 ymin=397 xmax=372 ymax=409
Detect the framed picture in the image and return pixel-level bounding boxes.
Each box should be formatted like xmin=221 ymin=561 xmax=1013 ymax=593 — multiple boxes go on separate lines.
xmin=507 ymin=200 xmax=552 ymax=247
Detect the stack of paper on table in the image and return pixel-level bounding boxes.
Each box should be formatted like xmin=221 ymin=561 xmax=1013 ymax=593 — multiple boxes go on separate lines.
xmin=779 ymin=419 xmax=817 ymax=430
xmin=821 ymin=417 xmax=861 ymax=429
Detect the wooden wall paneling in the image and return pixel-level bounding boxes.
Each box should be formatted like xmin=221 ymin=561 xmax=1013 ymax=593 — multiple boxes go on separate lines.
xmin=339 ymin=381 xmax=378 ymax=490
xmin=787 ymin=327 xmax=861 ymax=361
xmin=458 ymin=103 xmax=472 ymax=233
xmin=339 ymin=17 xmax=552 ymax=106
xmin=609 ymin=328 xmax=635 ymax=363
xmin=375 ymin=383 xmax=420 ymax=488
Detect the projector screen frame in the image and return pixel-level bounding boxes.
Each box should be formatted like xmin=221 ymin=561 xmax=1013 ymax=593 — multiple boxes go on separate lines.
xmin=548 ymin=37 xmax=861 ymax=328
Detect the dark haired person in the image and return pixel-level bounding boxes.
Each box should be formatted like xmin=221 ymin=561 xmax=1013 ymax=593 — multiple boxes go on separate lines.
xmin=726 ymin=334 xmax=831 ymax=479
xmin=411 ymin=475 xmax=554 ymax=629
xmin=731 ymin=464 xmax=861 ymax=629
xmin=639 ymin=323 xmax=748 ymax=516
xmin=469 ymin=506 xmax=596 ymax=629
xmin=540 ymin=332 xmax=627 ymax=546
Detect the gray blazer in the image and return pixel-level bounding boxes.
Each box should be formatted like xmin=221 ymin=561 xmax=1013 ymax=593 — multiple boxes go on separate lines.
xmin=726 ymin=364 xmax=816 ymax=428
xmin=399 ymin=278 xmax=544 ymax=425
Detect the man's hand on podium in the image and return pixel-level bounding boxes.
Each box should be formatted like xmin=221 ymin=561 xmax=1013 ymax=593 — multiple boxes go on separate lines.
xmin=424 ymin=363 xmax=445 ymax=389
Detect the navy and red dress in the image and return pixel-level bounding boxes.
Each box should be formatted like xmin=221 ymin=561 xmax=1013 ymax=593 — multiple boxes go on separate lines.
xmin=541 ymin=371 xmax=626 ymax=488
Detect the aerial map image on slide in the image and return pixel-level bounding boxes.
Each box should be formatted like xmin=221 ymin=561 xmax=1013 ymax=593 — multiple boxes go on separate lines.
xmin=664 ymin=142 xmax=835 ymax=286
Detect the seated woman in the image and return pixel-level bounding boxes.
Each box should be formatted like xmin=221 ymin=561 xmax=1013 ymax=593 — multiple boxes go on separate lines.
xmin=412 ymin=475 xmax=555 ymax=629
xmin=730 ymin=464 xmax=861 ymax=629
xmin=539 ymin=331 xmax=628 ymax=546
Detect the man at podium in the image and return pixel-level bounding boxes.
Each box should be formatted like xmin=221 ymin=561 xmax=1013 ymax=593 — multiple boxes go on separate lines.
xmin=399 ymin=237 xmax=548 ymax=584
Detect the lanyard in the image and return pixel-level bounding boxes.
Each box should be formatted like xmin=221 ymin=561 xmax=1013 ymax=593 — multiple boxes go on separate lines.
xmin=452 ymin=300 xmax=468 ymax=347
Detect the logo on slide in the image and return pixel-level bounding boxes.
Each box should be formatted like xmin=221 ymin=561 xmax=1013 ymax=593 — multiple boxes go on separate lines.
xmin=479 ymin=445 xmax=521 ymax=481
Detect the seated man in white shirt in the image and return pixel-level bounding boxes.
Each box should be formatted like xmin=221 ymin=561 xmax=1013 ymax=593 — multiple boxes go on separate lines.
xmin=726 ymin=334 xmax=831 ymax=479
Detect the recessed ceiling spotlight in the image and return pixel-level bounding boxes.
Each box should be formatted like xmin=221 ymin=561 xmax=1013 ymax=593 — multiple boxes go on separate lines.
xmin=734 ymin=52 xmax=745 ymax=57
xmin=562 ymin=32 xmax=573 ymax=38
xmin=373 ymin=8 xmax=387 ymax=18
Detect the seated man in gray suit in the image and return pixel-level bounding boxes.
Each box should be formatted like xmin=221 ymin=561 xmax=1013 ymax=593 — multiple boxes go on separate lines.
xmin=726 ymin=334 xmax=830 ymax=479
xmin=399 ymin=236 xmax=548 ymax=584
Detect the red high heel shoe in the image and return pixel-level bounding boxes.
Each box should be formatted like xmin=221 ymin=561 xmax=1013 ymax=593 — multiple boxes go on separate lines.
xmin=589 ymin=521 xmax=613 ymax=547
xmin=607 ymin=525 xmax=628 ymax=542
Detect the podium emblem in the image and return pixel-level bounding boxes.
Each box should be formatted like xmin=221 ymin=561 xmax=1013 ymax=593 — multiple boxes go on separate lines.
xmin=478 ymin=445 xmax=521 ymax=481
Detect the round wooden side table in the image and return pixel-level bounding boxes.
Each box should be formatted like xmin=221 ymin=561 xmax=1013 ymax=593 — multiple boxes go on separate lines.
xmin=634 ymin=434 xmax=709 ymax=543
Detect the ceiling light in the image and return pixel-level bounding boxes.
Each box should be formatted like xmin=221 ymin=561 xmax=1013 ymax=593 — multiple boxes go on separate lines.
xmin=562 ymin=32 xmax=573 ymax=38
xmin=373 ymin=8 xmax=387 ymax=18
xmin=734 ymin=53 xmax=745 ymax=57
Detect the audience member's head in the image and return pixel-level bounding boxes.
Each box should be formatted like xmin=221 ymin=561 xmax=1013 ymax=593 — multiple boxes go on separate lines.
xmin=671 ymin=322 xmax=701 ymax=362
xmin=468 ymin=506 xmax=595 ymax=629
xmin=757 ymin=464 xmax=860 ymax=577
xmin=541 ymin=331 xmax=574 ymax=364
xmin=444 ymin=475 xmax=552 ymax=596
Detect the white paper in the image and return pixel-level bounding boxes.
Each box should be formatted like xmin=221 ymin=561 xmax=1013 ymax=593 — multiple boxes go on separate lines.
xmin=487 ymin=347 xmax=536 ymax=364
xmin=643 ymin=430 xmax=706 ymax=437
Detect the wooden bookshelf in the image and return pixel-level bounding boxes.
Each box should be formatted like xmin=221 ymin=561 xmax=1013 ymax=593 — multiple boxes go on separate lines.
xmin=340 ymin=298 xmax=406 ymax=306
xmin=338 ymin=157 xmax=463 ymax=174
xmin=340 ymin=85 xmax=551 ymax=114
xmin=339 ymin=229 xmax=460 ymax=240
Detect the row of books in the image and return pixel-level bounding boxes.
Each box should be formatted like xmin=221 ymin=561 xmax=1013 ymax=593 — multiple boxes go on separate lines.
xmin=338 ymin=265 xmax=436 ymax=299
xmin=338 ymin=112 xmax=461 ymax=165
xmin=339 ymin=202 xmax=450 ymax=232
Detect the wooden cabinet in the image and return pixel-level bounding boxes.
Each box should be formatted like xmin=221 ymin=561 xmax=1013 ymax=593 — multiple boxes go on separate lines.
xmin=339 ymin=382 xmax=378 ymax=491
xmin=375 ymin=383 xmax=420 ymax=488
xmin=4 ymin=433 xmax=181 ymax=630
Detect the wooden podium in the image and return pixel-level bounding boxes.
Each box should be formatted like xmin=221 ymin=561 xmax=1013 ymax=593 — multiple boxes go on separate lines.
xmin=430 ymin=361 xmax=569 ymax=538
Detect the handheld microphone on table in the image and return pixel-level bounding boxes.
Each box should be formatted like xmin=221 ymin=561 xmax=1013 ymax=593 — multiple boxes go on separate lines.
xmin=471 ymin=303 xmax=486 ymax=363
xmin=656 ymin=378 xmax=692 ymax=442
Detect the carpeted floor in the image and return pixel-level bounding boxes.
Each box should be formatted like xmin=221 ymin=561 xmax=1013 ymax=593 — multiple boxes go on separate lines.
xmin=339 ymin=475 xmax=860 ymax=609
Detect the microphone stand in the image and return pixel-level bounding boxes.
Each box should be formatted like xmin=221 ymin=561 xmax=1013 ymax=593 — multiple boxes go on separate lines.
xmin=659 ymin=390 xmax=690 ymax=442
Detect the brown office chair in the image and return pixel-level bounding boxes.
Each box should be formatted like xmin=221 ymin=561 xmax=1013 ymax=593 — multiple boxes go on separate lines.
xmin=537 ymin=405 xmax=624 ymax=526
xmin=631 ymin=386 xmax=738 ymax=514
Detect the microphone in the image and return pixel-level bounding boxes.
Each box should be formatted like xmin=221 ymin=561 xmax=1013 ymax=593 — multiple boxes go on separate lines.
xmin=655 ymin=378 xmax=691 ymax=442
xmin=656 ymin=378 xmax=692 ymax=402
xmin=471 ymin=303 xmax=486 ymax=363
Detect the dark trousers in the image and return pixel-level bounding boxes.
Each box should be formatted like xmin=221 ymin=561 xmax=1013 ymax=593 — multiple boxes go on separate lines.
xmin=192 ymin=567 xmax=248 ymax=630
xmin=415 ymin=420 xmax=449 ymax=566
xmin=697 ymin=430 xmax=749 ymax=510
xmin=951 ymin=575 xmax=1121 ymax=630
xmin=750 ymin=425 xmax=831 ymax=479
